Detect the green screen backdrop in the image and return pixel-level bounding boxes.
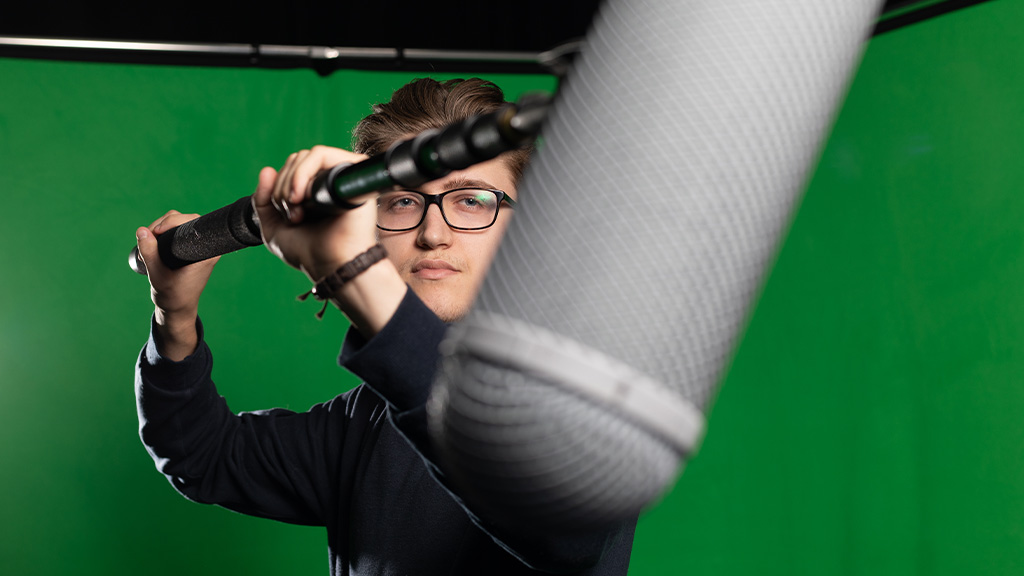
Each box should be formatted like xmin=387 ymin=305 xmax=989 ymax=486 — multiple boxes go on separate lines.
xmin=1 ymin=2 xmax=1022 ymax=574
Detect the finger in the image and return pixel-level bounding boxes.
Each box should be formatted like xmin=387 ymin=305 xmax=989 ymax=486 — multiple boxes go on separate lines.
xmin=279 ymin=150 xmax=313 ymax=223
xmin=153 ymin=213 xmax=201 ymax=235
xmin=291 ymin=146 xmax=368 ymax=205
xmin=149 ymin=209 xmax=180 ymax=232
xmin=274 ymin=150 xmax=308 ymax=207
xmin=286 ymin=203 xmax=304 ymax=223
xmin=271 ymin=152 xmax=297 ymax=204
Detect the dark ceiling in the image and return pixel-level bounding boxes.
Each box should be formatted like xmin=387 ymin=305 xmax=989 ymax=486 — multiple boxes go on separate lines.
xmin=0 ymin=0 xmax=993 ymax=74
xmin=3 ymin=0 xmax=601 ymax=52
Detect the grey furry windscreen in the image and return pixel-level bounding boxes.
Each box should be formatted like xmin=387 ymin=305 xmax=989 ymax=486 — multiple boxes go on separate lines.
xmin=429 ymin=0 xmax=882 ymax=529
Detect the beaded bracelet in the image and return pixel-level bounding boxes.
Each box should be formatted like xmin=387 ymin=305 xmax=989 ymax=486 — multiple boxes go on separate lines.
xmin=298 ymin=243 xmax=388 ymax=319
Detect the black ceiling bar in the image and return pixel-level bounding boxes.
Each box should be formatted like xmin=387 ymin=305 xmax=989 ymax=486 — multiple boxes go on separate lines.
xmin=0 ymin=36 xmax=570 ymax=75
xmin=873 ymin=0 xmax=996 ymax=36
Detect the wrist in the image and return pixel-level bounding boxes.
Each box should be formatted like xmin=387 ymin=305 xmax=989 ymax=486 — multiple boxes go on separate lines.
xmin=331 ymin=260 xmax=406 ymax=338
xmin=153 ymin=308 xmax=200 ymax=361
xmin=298 ymin=244 xmax=405 ymax=337
xmin=306 ymin=240 xmax=379 ymax=284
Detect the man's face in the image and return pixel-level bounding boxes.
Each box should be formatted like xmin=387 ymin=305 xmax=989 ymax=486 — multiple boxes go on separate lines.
xmin=378 ymin=156 xmax=517 ymax=323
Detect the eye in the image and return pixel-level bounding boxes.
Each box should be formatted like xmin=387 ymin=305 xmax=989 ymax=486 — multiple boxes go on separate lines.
xmin=379 ymin=192 xmax=423 ymax=213
xmin=449 ymin=190 xmax=496 ymax=212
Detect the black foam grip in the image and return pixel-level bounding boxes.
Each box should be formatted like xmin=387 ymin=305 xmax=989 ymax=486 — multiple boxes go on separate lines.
xmin=157 ymin=196 xmax=262 ymax=269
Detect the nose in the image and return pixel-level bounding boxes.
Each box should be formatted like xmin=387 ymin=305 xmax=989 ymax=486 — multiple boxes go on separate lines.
xmin=416 ymin=203 xmax=453 ymax=249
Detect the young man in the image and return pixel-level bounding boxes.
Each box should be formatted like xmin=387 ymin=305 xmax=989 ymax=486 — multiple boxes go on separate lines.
xmin=134 ymin=78 xmax=635 ymax=575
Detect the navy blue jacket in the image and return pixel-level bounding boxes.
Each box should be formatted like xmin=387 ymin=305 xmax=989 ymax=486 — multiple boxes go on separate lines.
xmin=136 ymin=288 xmax=635 ymax=575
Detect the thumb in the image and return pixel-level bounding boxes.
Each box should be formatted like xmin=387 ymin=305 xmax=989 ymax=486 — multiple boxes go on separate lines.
xmin=135 ymin=226 xmax=163 ymax=277
xmin=136 ymin=226 xmax=157 ymax=262
xmin=252 ymin=166 xmax=284 ymax=237
xmin=252 ymin=166 xmax=278 ymax=207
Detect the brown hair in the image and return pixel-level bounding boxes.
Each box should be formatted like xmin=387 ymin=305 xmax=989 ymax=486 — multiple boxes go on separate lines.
xmin=351 ymin=78 xmax=531 ymax=185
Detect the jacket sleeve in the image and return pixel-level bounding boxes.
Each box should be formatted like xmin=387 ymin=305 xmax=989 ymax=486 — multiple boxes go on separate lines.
xmin=340 ymin=288 xmax=634 ymax=573
xmin=135 ymin=316 xmax=355 ymax=527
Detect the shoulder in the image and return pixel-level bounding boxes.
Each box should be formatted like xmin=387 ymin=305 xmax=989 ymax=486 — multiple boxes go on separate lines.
xmin=316 ymin=383 xmax=391 ymax=428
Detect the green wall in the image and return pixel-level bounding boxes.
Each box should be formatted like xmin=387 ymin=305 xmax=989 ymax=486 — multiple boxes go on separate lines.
xmin=1 ymin=2 xmax=1021 ymax=573
xmin=633 ymin=2 xmax=1024 ymax=574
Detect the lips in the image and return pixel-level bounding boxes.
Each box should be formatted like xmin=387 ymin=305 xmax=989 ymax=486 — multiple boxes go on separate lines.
xmin=411 ymin=259 xmax=459 ymax=280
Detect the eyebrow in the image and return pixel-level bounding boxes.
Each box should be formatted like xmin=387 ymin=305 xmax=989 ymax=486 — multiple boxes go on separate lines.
xmin=437 ymin=177 xmax=498 ymax=190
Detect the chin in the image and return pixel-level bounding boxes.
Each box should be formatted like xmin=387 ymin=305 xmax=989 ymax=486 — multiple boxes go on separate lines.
xmin=412 ymin=288 xmax=470 ymax=323
xmin=427 ymin=300 xmax=470 ymax=324
xmin=435 ymin=310 xmax=468 ymax=324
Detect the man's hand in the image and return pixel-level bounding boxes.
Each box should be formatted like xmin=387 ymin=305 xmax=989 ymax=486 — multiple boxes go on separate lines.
xmin=253 ymin=146 xmax=407 ymax=337
xmin=253 ymin=146 xmax=379 ymax=283
xmin=136 ymin=210 xmax=220 ymax=361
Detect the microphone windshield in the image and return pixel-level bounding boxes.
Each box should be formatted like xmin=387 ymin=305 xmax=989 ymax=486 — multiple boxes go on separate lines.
xmin=429 ymin=0 xmax=883 ymax=529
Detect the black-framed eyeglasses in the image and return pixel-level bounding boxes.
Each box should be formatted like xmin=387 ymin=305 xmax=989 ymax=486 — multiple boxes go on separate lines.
xmin=376 ymin=188 xmax=517 ymax=232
